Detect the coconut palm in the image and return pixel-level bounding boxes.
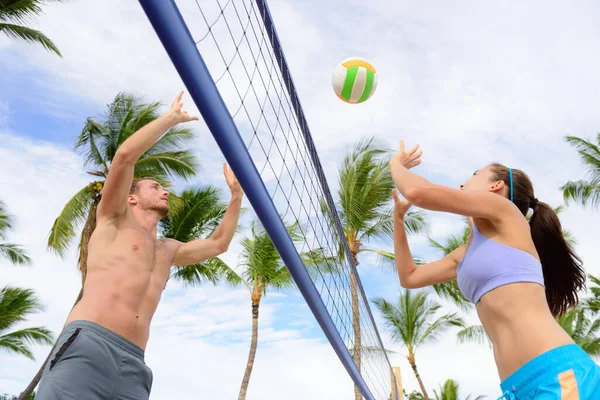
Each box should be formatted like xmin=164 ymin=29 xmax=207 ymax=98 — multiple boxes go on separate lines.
xmin=0 ymin=286 xmax=54 ymax=360
xmin=333 ymin=136 xmax=428 ymax=400
xmin=560 ymin=134 xmax=600 ymax=210
xmin=372 ymin=290 xmax=465 ymax=400
xmin=0 ymin=0 xmax=65 ymax=56
xmin=19 ymin=92 xmax=199 ymax=400
xmin=433 ymin=379 xmax=486 ymax=400
xmin=235 ymin=218 xmax=329 ymax=400
xmin=0 ymin=200 xmax=31 ymax=266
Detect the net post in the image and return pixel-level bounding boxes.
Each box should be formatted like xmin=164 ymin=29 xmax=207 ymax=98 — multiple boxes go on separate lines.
xmin=390 ymin=366 xmax=402 ymax=400
xmin=138 ymin=0 xmax=376 ymax=398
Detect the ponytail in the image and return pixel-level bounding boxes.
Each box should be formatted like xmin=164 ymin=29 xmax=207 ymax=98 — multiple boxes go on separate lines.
xmin=489 ymin=163 xmax=586 ymax=317
xmin=529 ymin=200 xmax=586 ymax=317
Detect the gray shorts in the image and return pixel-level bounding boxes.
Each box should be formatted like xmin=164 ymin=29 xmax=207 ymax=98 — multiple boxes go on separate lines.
xmin=36 ymin=320 xmax=153 ymax=400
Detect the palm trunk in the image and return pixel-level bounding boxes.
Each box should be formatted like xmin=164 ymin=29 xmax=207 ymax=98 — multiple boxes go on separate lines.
xmin=238 ymin=300 xmax=260 ymax=400
xmin=78 ymin=201 xmax=97 ymax=285
xmin=408 ymin=358 xmax=429 ymax=400
xmin=18 ymin=200 xmax=98 ymax=399
xmin=350 ymin=269 xmax=362 ymax=400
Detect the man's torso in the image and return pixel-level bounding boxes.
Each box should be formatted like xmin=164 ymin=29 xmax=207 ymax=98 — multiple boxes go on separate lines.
xmin=66 ymin=212 xmax=178 ymax=350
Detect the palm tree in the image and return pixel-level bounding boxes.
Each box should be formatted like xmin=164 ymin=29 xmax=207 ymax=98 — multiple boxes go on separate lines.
xmin=372 ymin=290 xmax=465 ymax=400
xmin=0 ymin=286 xmax=54 ymax=360
xmin=560 ymin=134 xmax=600 ymax=210
xmin=0 ymin=200 xmax=31 ymax=266
xmin=433 ymin=379 xmax=486 ymax=400
xmin=556 ymin=306 xmax=600 ymax=359
xmin=158 ymin=185 xmax=241 ymax=287
xmin=334 ymin=136 xmax=428 ymax=400
xmin=0 ymin=0 xmax=65 ymax=57
xmin=234 ymin=218 xmax=327 ymax=400
xmin=19 ymin=92 xmax=199 ymax=400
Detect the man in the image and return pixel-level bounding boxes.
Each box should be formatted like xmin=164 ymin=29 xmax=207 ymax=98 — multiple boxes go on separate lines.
xmin=36 ymin=91 xmax=243 ymax=399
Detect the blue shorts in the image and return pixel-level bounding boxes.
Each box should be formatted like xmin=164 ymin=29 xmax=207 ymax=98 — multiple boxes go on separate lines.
xmin=498 ymin=344 xmax=600 ymax=399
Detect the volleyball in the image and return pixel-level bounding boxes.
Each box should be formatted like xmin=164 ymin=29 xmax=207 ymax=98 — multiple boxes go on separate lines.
xmin=332 ymin=57 xmax=378 ymax=104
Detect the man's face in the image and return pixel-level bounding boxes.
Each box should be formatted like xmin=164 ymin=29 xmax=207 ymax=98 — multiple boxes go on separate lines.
xmin=134 ymin=179 xmax=170 ymax=217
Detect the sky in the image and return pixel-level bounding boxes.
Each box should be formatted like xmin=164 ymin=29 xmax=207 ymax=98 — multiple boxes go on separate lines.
xmin=1 ymin=0 xmax=600 ymax=398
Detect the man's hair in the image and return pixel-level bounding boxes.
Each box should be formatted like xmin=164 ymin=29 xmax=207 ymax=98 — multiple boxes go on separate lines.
xmin=129 ymin=177 xmax=158 ymax=195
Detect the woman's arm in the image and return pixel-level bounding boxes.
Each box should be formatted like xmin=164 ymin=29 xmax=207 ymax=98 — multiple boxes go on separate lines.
xmin=389 ymin=141 xmax=513 ymax=222
xmin=392 ymin=190 xmax=463 ymax=288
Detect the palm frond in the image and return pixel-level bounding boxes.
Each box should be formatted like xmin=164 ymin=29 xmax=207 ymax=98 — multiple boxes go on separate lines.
xmin=358 ymin=248 xmax=398 ymax=271
xmin=560 ymin=180 xmax=600 ymax=209
xmin=0 ymin=0 xmax=66 ymax=24
xmin=143 ymin=126 xmax=196 ymax=156
xmin=0 ymin=243 xmax=31 ymax=265
xmin=171 ymin=257 xmax=246 ymax=289
xmin=456 ymin=324 xmax=491 ymax=347
xmin=337 ymin=136 xmax=394 ymax=233
xmin=431 ymin=280 xmax=472 ymax=311
xmin=0 ymin=22 xmax=61 ymax=56
xmin=133 ymin=151 xmax=198 ymax=181
xmin=76 ymin=118 xmax=109 ymax=172
xmin=418 ymin=312 xmax=465 ymax=346
xmin=564 ymin=135 xmax=600 ymax=171
xmin=47 ymin=184 xmax=95 ymax=257
xmin=0 ymin=286 xmax=44 ymax=333
xmin=160 ymin=186 xmax=227 ymax=242
xmin=0 ymin=199 xmax=14 ymax=240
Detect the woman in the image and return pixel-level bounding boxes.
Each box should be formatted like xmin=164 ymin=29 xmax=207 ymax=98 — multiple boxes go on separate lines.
xmin=389 ymin=141 xmax=599 ymax=399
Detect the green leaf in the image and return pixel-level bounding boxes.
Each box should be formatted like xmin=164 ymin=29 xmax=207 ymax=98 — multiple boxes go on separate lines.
xmin=133 ymin=151 xmax=198 ymax=181
xmin=561 ymin=180 xmax=600 ymax=209
xmin=0 ymin=243 xmax=31 ymax=265
xmin=456 ymin=324 xmax=491 ymax=347
xmin=47 ymin=185 xmax=95 ymax=257
xmin=0 ymin=0 xmax=66 ymax=25
xmin=0 ymin=199 xmax=14 ymax=240
xmin=0 ymin=22 xmax=61 ymax=56
xmin=160 ymin=186 xmax=227 ymax=242
xmin=171 ymin=258 xmax=245 ymax=288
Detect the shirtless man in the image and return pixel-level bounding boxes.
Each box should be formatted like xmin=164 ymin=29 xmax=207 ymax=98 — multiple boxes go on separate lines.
xmin=35 ymin=91 xmax=243 ymax=399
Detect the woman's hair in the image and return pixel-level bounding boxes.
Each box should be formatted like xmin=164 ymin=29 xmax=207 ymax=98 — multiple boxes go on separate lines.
xmin=488 ymin=163 xmax=586 ymax=317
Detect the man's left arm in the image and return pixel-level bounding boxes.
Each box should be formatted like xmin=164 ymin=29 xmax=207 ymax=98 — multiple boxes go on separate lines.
xmin=172 ymin=164 xmax=243 ymax=266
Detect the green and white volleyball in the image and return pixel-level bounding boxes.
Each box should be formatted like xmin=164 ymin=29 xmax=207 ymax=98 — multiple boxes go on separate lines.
xmin=332 ymin=57 xmax=378 ymax=104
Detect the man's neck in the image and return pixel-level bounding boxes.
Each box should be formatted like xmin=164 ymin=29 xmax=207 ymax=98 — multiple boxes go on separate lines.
xmin=131 ymin=209 xmax=161 ymax=236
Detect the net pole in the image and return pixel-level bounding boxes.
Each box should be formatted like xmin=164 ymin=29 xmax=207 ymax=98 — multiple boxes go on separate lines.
xmin=252 ymin=3 xmax=398 ymax=399
xmin=138 ymin=0 xmax=376 ymax=398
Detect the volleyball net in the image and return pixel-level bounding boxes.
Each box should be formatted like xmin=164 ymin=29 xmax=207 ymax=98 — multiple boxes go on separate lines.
xmin=138 ymin=0 xmax=398 ymax=398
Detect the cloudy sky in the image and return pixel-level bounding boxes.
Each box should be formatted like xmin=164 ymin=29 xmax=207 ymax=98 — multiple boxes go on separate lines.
xmin=1 ymin=0 xmax=600 ymax=398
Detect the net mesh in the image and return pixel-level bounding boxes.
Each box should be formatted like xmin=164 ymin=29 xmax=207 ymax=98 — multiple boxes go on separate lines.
xmin=175 ymin=0 xmax=396 ymax=397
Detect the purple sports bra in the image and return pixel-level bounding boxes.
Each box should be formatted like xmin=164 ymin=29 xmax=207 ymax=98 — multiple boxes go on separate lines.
xmin=456 ymin=223 xmax=545 ymax=304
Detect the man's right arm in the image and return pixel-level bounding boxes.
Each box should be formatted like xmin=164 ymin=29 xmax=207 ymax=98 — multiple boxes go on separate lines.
xmin=97 ymin=91 xmax=198 ymax=220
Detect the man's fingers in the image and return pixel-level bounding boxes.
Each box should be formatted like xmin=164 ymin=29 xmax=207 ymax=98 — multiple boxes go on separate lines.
xmin=399 ymin=140 xmax=405 ymax=153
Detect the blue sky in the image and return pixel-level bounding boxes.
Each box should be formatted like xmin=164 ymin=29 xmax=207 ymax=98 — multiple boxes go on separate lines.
xmin=2 ymin=0 xmax=600 ymax=399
